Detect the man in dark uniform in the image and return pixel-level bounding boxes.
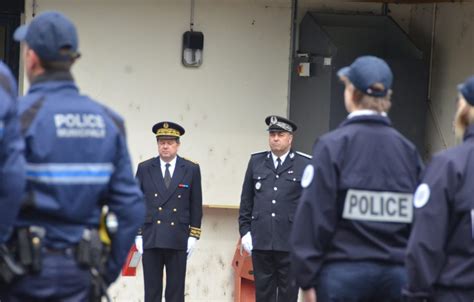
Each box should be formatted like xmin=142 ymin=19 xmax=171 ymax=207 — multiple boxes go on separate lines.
xmin=135 ymin=121 xmax=203 ymax=302
xmin=239 ymin=115 xmax=311 ymax=302
xmin=0 ymin=62 xmax=25 ymax=245
xmin=290 ymin=56 xmax=423 ymax=302
xmin=403 ymin=76 xmax=474 ymax=302
xmin=2 ymin=11 xmax=145 ymax=301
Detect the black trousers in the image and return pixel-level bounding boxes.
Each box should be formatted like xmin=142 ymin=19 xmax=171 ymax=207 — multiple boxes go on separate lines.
xmin=252 ymin=250 xmax=298 ymax=302
xmin=142 ymin=248 xmax=187 ymax=302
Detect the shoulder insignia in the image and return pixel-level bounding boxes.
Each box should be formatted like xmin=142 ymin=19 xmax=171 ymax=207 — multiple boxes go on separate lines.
xmin=251 ymin=151 xmax=268 ymax=157
xmin=183 ymin=157 xmax=199 ymax=165
xmin=296 ymin=151 xmax=312 ymax=159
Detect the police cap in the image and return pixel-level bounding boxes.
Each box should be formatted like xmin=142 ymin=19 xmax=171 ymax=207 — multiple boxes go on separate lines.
xmin=337 ymin=56 xmax=393 ymax=97
xmin=14 ymin=11 xmax=81 ymax=62
xmin=152 ymin=121 xmax=185 ymax=139
xmin=458 ymin=76 xmax=474 ymax=106
xmin=265 ymin=115 xmax=297 ymax=133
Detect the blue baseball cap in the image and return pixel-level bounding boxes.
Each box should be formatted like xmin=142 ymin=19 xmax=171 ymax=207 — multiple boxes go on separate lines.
xmin=337 ymin=56 xmax=393 ymax=97
xmin=458 ymin=76 xmax=474 ymax=106
xmin=14 ymin=11 xmax=80 ymax=62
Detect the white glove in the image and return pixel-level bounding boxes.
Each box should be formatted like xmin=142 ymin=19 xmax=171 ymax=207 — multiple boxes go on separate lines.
xmin=241 ymin=232 xmax=253 ymax=255
xmin=187 ymin=237 xmax=198 ymax=259
xmin=135 ymin=235 xmax=143 ymax=254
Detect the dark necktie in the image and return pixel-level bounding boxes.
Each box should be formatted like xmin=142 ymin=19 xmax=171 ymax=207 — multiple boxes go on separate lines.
xmin=276 ymin=157 xmax=282 ymax=172
xmin=164 ymin=163 xmax=171 ymax=188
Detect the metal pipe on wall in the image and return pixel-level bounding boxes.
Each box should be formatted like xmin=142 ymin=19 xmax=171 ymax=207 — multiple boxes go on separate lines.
xmin=287 ymin=0 xmax=298 ymax=117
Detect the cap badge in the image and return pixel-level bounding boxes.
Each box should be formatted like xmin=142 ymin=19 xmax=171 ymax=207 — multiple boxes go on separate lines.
xmin=163 ymin=122 xmax=169 ymax=129
xmin=270 ymin=116 xmax=278 ymax=125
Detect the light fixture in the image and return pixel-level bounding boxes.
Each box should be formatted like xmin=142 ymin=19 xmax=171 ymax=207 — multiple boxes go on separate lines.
xmin=182 ymin=0 xmax=204 ymax=67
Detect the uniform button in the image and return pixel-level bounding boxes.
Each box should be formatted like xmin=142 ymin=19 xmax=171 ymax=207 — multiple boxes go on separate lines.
xmin=276 ymin=175 xmax=279 ymax=179
xmin=272 ymin=200 xmax=276 ymax=204
xmin=173 ymin=208 xmax=177 ymax=212
xmin=178 ymin=195 xmax=182 ymax=199
xmin=271 ymin=213 xmax=275 ymax=217
xmin=154 ymin=193 xmax=158 ymax=197
xmin=171 ymin=222 xmax=175 ymax=226
xmin=157 ymin=220 xmax=161 ymax=224
xmin=158 ymin=207 xmax=163 ymax=211
xmin=273 ymin=187 xmax=277 ymax=191
xmin=293 ymin=178 xmax=296 ymax=181
xmin=258 ymin=176 xmax=261 ymax=180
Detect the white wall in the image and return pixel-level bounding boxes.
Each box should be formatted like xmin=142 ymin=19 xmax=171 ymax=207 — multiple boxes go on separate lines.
xmin=25 ymin=0 xmax=292 ymax=207
xmin=412 ymin=2 xmax=474 ymax=155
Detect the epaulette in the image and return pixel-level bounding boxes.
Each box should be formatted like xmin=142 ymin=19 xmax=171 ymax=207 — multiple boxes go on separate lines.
xmin=296 ymin=151 xmax=312 ymax=159
xmin=251 ymin=151 xmax=267 ymax=156
xmin=183 ymin=157 xmax=199 ymax=165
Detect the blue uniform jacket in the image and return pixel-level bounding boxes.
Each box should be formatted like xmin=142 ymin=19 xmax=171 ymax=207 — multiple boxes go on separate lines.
xmin=136 ymin=156 xmax=202 ymax=250
xmin=239 ymin=150 xmax=311 ymax=252
xmin=290 ymin=114 xmax=423 ymax=290
xmin=404 ymin=125 xmax=474 ymax=299
xmin=16 ymin=72 xmax=145 ymax=284
xmin=0 ymin=62 xmax=25 ymax=243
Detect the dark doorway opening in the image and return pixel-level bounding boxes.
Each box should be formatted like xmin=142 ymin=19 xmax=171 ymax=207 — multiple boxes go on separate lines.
xmin=0 ymin=0 xmax=24 ymax=81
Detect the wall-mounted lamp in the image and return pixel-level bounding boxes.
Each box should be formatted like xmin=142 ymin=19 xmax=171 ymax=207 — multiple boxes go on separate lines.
xmin=182 ymin=0 xmax=204 ymax=68
xmin=182 ymin=31 xmax=204 ymax=67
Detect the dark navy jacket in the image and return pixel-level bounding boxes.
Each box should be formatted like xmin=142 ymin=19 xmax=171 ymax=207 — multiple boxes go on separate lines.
xmin=136 ymin=156 xmax=202 ymax=250
xmin=290 ymin=115 xmax=423 ymax=290
xmin=404 ymin=125 xmax=474 ymax=299
xmin=16 ymin=72 xmax=145 ymax=284
xmin=0 ymin=63 xmax=25 ymax=243
xmin=239 ymin=150 xmax=311 ymax=252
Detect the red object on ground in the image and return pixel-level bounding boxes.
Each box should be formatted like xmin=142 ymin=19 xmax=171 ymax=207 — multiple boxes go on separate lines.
xmin=232 ymin=239 xmax=256 ymax=302
xmin=121 ymin=243 xmax=141 ymax=276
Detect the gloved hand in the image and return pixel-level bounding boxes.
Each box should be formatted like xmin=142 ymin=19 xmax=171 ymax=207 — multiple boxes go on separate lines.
xmin=187 ymin=237 xmax=198 ymax=259
xmin=135 ymin=235 xmax=143 ymax=254
xmin=241 ymin=232 xmax=253 ymax=255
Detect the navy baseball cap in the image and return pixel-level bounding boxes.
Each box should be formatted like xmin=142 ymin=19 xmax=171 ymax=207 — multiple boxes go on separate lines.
xmin=458 ymin=76 xmax=474 ymax=106
xmin=337 ymin=56 xmax=393 ymax=97
xmin=14 ymin=11 xmax=80 ymax=62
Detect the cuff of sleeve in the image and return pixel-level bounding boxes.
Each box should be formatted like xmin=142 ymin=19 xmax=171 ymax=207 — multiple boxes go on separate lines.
xmin=189 ymin=227 xmax=201 ymax=239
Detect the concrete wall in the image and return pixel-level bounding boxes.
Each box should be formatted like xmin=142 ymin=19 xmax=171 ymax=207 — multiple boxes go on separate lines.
xmin=410 ymin=2 xmax=474 ymax=156
xmin=24 ymin=0 xmax=292 ymax=208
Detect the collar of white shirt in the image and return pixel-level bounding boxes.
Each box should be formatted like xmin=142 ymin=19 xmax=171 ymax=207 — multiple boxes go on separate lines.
xmin=160 ymin=156 xmax=177 ymax=177
xmin=271 ymin=150 xmax=290 ymax=169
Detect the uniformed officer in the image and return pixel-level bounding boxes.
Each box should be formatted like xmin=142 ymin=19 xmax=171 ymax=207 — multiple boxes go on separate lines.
xmin=135 ymin=121 xmax=203 ymax=302
xmin=3 ymin=11 xmax=145 ymax=301
xmin=239 ymin=115 xmax=311 ymax=302
xmin=0 ymin=62 xmax=25 ymax=245
xmin=403 ymin=76 xmax=474 ymax=302
xmin=290 ymin=56 xmax=423 ymax=302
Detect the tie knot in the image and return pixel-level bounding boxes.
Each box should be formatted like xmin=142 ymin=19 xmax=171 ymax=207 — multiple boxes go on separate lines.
xmin=277 ymin=157 xmax=281 ymax=163
xmin=165 ymin=163 xmax=170 ymax=168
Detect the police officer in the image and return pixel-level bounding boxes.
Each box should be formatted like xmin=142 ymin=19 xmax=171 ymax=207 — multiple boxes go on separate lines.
xmin=135 ymin=121 xmax=203 ymax=302
xmin=403 ymin=76 xmax=474 ymax=302
xmin=290 ymin=56 xmax=423 ymax=302
xmin=3 ymin=11 xmax=145 ymax=301
xmin=0 ymin=62 xmax=25 ymax=245
xmin=239 ymin=115 xmax=311 ymax=302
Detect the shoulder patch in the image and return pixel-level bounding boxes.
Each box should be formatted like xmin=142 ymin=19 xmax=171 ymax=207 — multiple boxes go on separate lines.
xmin=413 ymin=183 xmax=430 ymax=208
xmin=296 ymin=151 xmax=312 ymax=159
xmin=183 ymin=157 xmax=199 ymax=165
xmin=301 ymin=164 xmax=314 ymax=188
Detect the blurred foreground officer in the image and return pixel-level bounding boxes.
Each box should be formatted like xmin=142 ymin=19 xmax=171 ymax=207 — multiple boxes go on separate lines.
xmin=404 ymin=76 xmax=474 ymax=302
xmin=0 ymin=62 xmax=25 ymax=245
xmin=290 ymin=56 xmax=423 ymax=302
xmin=239 ymin=116 xmax=311 ymax=302
xmin=135 ymin=121 xmax=202 ymax=302
xmin=2 ymin=11 xmax=145 ymax=301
